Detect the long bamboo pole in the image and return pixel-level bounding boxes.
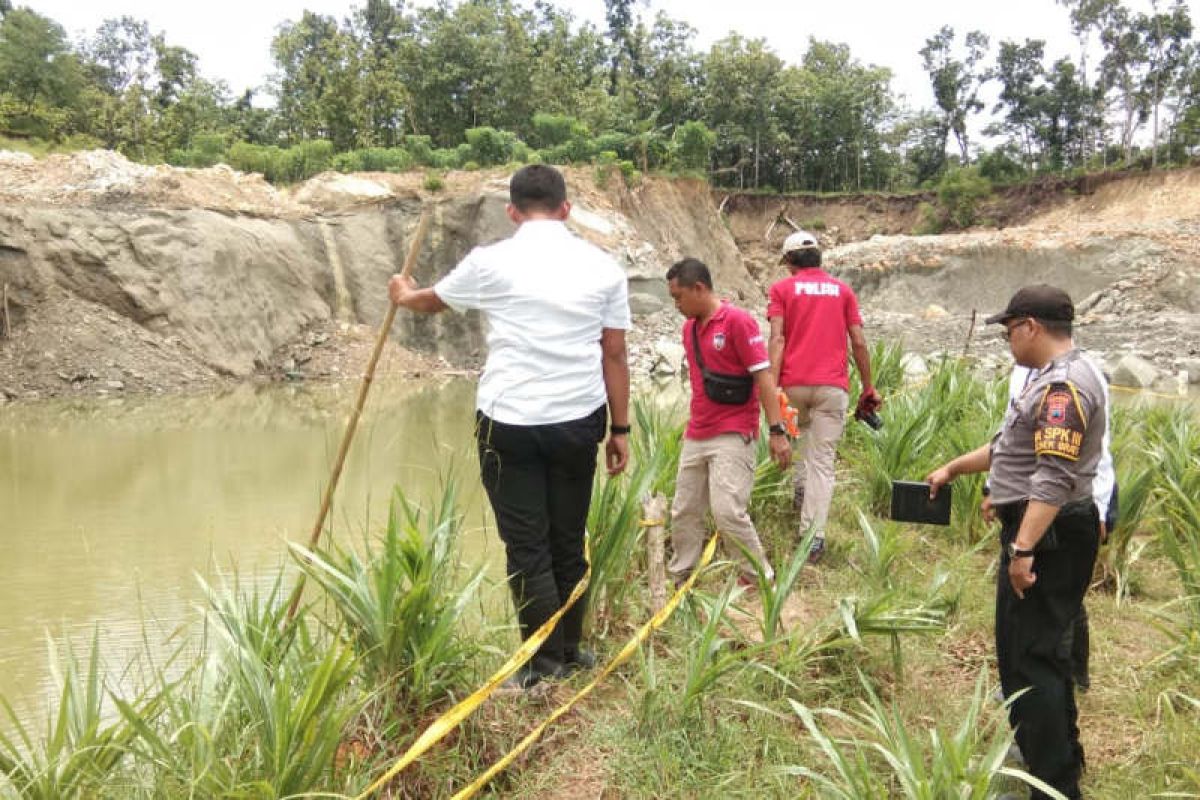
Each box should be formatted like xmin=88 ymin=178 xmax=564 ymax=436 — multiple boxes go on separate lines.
xmin=285 ymin=210 xmax=432 ymax=622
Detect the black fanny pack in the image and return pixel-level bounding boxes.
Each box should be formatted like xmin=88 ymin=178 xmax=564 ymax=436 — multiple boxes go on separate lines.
xmin=692 ymin=322 xmax=754 ymax=405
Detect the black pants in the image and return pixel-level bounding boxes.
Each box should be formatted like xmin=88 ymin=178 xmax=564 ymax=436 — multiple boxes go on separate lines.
xmin=996 ymin=499 xmax=1100 ymax=800
xmin=476 ymin=405 xmax=606 ymax=675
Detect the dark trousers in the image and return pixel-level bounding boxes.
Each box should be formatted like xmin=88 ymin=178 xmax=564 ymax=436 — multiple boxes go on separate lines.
xmin=476 ymin=405 xmax=605 ymax=675
xmin=996 ymin=500 xmax=1100 ymax=800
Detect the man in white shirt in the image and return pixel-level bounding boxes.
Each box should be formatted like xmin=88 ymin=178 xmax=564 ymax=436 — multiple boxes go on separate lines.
xmin=389 ymin=165 xmax=632 ymax=689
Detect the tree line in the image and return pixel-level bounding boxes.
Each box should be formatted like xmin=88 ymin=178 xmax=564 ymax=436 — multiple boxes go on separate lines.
xmin=1 ymin=0 xmax=1197 ymax=192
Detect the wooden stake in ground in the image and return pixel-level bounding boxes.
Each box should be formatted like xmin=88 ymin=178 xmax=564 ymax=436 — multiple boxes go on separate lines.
xmin=961 ymin=308 xmax=978 ymax=358
xmin=643 ymin=493 xmax=668 ymax=613
xmin=2 ymin=283 xmax=10 ymax=339
xmin=284 ymin=210 xmax=432 ymax=622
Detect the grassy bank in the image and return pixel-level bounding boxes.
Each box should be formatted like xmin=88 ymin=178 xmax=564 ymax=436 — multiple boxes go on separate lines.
xmin=2 ymin=349 xmax=1198 ymax=798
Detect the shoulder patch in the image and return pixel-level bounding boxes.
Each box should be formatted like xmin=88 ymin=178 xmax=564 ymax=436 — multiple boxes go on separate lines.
xmin=1033 ymin=381 xmax=1087 ymax=461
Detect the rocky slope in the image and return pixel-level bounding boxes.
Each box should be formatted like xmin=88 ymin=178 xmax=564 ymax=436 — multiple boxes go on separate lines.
xmin=1 ymin=150 xmax=1198 ymax=401
xmin=718 ymin=170 xmax=1200 ymax=391
xmin=0 ymin=152 xmax=748 ymax=400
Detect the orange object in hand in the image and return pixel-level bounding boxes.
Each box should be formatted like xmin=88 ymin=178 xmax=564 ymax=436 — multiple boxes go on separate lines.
xmin=777 ymin=390 xmax=799 ymax=437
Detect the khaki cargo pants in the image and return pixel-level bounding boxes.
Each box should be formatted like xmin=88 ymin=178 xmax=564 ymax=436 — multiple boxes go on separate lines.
xmin=668 ymin=432 xmax=773 ymax=581
xmin=784 ymin=385 xmax=849 ymax=539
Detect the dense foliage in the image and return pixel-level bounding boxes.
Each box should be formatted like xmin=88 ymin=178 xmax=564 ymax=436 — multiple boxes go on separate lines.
xmin=1 ymin=0 xmax=1198 ymax=190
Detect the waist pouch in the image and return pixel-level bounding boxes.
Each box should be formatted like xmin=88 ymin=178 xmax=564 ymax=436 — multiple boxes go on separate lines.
xmin=692 ymin=323 xmax=754 ymax=405
xmin=701 ymin=368 xmax=754 ymax=405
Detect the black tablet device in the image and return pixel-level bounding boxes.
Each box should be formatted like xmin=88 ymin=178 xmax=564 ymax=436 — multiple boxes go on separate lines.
xmin=890 ymin=480 xmax=952 ymax=526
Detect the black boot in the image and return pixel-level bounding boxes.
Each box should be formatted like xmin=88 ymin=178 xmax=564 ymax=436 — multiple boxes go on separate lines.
xmin=558 ymin=592 xmax=595 ymax=672
xmin=508 ymin=571 xmax=567 ymax=689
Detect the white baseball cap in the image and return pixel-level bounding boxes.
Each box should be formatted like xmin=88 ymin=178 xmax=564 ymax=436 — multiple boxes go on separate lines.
xmin=780 ymin=230 xmax=819 ymax=256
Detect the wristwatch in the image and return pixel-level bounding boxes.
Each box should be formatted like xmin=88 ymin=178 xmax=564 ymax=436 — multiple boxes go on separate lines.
xmin=610 ymin=424 xmax=631 ymax=435
xmin=768 ymin=423 xmax=788 ymax=437
xmin=1007 ymin=542 xmax=1035 ymax=559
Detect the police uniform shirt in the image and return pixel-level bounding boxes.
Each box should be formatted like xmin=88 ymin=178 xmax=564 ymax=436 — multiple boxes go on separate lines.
xmin=989 ymin=349 xmax=1109 ymax=508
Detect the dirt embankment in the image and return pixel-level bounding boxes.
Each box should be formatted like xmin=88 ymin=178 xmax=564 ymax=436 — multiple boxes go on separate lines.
xmin=718 ymin=170 xmax=1200 ymax=387
xmin=0 ymin=152 xmax=748 ymax=401
xmin=2 ymin=151 xmax=1198 ymax=402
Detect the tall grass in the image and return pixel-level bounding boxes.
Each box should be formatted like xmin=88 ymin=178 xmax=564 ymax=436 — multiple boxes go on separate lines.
xmin=783 ymin=672 xmax=1065 ymax=799
xmin=114 ymin=571 xmax=362 ymax=796
xmin=0 ymin=631 xmax=139 ymax=799
xmin=292 ymin=480 xmax=484 ymax=712
xmin=587 ymin=396 xmax=686 ymax=627
xmin=845 ymin=356 xmax=1003 ymax=544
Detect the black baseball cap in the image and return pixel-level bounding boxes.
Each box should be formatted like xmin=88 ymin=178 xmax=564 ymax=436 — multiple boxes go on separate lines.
xmin=985 ymin=285 xmax=1075 ymax=325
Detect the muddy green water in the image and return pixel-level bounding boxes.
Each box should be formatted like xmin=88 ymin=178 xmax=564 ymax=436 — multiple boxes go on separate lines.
xmin=0 ymin=377 xmax=504 ymax=723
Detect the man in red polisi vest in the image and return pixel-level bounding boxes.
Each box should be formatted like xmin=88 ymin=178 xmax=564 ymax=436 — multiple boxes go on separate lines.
xmin=666 ymin=257 xmax=790 ymax=587
xmin=767 ymin=231 xmax=882 ymax=564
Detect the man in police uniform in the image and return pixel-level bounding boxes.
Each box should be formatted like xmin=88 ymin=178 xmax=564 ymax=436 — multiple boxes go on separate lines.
xmin=927 ymin=285 xmax=1106 ymax=800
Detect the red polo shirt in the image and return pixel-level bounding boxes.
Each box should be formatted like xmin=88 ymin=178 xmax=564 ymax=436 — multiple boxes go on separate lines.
xmin=766 ymin=268 xmax=862 ymax=391
xmin=683 ymin=302 xmax=770 ymax=440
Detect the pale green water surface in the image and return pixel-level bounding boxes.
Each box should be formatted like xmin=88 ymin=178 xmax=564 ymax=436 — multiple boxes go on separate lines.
xmin=0 ymin=377 xmax=502 ymax=723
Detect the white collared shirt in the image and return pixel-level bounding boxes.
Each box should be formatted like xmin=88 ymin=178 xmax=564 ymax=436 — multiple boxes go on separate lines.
xmin=434 ymin=219 xmax=631 ymax=425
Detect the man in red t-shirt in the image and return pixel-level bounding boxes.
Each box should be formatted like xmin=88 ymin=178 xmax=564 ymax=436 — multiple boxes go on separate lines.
xmin=767 ymin=231 xmax=882 ymax=564
xmin=666 ymin=257 xmax=791 ymax=585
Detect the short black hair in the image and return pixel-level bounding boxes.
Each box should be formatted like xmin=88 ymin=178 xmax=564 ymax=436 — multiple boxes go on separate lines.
xmin=509 ymin=164 xmax=567 ymax=212
xmin=1038 ymin=318 xmax=1073 ymax=337
xmin=666 ymin=257 xmax=713 ymax=290
xmin=785 ymin=248 xmax=822 ymax=268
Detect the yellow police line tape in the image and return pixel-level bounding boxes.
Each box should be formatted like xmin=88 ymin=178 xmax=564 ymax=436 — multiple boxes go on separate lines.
xmin=353 ymin=539 xmax=592 ymax=799
xmin=1109 ymin=383 xmax=1194 ymax=401
xmin=449 ymin=532 xmax=719 ymax=800
xmin=354 ymin=529 xmax=716 ymax=799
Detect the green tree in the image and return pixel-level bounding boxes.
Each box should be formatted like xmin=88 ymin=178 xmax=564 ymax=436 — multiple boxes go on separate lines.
xmin=1139 ymin=0 xmax=1193 ymax=166
xmin=271 ymin=11 xmax=360 ymax=149
xmin=701 ymin=34 xmax=782 ymax=189
xmin=992 ymin=39 xmax=1046 ymax=166
xmin=775 ymin=39 xmax=897 ymax=192
xmin=0 ymin=8 xmax=80 ymax=110
xmin=919 ymin=26 xmax=990 ymax=167
xmin=672 ymin=119 xmax=714 ymax=172
xmin=349 ymin=0 xmax=415 ymax=147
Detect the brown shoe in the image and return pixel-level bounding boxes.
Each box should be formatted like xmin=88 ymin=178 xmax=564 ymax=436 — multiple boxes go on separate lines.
xmin=806 ymin=537 xmax=826 ymax=565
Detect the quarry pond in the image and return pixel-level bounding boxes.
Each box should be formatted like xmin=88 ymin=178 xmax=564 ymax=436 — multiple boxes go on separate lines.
xmin=0 ymin=376 xmax=500 ymax=723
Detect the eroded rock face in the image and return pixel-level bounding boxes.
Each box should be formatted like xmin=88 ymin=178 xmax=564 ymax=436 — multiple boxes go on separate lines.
xmin=821 ymin=229 xmax=1200 ymax=372
xmin=0 ymin=159 xmax=758 ymax=396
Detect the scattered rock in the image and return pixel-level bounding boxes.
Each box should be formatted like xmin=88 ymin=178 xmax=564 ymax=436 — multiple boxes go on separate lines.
xmin=1111 ymin=354 xmax=1160 ymax=388
xmin=921 ymin=304 xmax=949 ymax=320
xmin=105 ymin=380 xmax=125 ymax=391
xmin=901 ymin=352 xmax=929 ymax=381
xmin=1179 ymin=357 xmax=1200 ymax=384
xmin=629 ymin=292 xmax=666 ymax=316
xmin=651 ymin=339 xmax=686 ymax=377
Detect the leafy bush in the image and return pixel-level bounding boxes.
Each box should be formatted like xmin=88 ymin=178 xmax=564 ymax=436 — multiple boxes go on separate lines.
xmin=593 ymin=149 xmax=619 ymax=189
xmin=936 ymin=168 xmax=992 ymax=228
xmin=465 ymin=126 xmax=525 ymax=166
xmin=913 ymin=201 xmax=944 ymax=235
xmin=403 ymin=135 xmax=435 ymax=166
xmin=672 ymin=120 xmax=716 ymax=172
xmin=531 ymin=113 xmax=587 ymax=148
xmin=331 ymin=146 xmax=413 ymax=173
xmin=423 ymin=171 xmax=445 ymax=191
xmin=226 ymin=139 xmax=334 ymax=183
xmin=292 ymin=482 xmax=485 ymax=711
xmin=977 ymin=148 xmax=1026 ymax=183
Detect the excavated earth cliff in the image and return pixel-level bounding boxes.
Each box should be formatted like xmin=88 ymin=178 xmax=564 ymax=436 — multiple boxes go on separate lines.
xmin=719 ymin=171 xmax=1200 ymax=390
xmin=0 ymin=152 xmax=750 ymax=400
xmin=1 ymin=150 xmax=1198 ymax=401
